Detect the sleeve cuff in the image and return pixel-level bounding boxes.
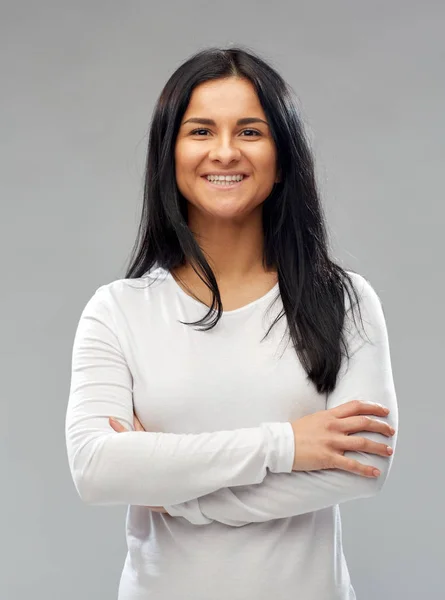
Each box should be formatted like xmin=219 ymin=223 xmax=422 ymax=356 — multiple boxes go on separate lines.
xmin=260 ymin=421 xmax=295 ymax=474
xmin=164 ymin=500 xmax=213 ymax=525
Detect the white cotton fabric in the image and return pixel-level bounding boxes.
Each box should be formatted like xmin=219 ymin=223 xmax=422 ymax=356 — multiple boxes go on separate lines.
xmin=65 ymin=266 xmax=398 ymax=600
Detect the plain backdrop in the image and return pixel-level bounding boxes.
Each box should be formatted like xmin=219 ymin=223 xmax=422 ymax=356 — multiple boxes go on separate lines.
xmin=2 ymin=1 xmax=444 ymax=599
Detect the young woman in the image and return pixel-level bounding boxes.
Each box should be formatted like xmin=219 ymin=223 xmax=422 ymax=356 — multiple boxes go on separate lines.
xmin=65 ymin=46 xmax=398 ymax=599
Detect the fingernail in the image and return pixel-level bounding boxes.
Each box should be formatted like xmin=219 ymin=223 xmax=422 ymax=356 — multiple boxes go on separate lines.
xmin=387 ymin=446 xmax=393 ymax=455
xmin=373 ymin=469 xmax=381 ymax=477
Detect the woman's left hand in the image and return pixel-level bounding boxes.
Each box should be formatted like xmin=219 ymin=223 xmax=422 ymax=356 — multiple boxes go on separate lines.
xmin=109 ymin=414 xmax=168 ymax=514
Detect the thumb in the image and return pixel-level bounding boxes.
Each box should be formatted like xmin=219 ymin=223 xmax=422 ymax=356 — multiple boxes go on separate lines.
xmin=109 ymin=417 xmax=127 ymax=433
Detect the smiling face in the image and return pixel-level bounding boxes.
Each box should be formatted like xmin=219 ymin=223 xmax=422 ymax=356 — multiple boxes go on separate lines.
xmin=174 ymin=77 xmax=280 ymax=226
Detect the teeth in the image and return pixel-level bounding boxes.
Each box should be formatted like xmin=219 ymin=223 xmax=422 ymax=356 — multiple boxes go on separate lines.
xmin=206 ymin=174 xmax=244 ymax=183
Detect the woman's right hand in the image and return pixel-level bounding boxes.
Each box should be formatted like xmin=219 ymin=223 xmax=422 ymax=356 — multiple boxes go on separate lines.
xmin=290 ymin=400 xmax=395 ymax=478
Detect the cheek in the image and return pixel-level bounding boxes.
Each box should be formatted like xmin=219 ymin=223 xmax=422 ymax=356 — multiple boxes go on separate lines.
xmin=174 ymin=146 xmax=198 ymax=197
xmin=247 ymin=144 xmax=277 ymax=167
xmin=175 ymin=141 xmax=204 ymax=169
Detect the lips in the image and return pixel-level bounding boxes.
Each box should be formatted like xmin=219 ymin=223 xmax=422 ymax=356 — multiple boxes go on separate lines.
xmin=201 ymin=175 xmax=248 ymax=190
xmin=201 ymin=174 xmax=249 ymax=178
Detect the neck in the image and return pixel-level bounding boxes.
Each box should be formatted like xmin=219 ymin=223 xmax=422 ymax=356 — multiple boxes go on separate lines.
xmin=184 ymin=208 xmax=274 ymax=283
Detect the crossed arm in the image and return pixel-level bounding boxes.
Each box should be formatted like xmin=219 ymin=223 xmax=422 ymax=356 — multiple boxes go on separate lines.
xmin=65 ymin=276 xmax=398 ymax=526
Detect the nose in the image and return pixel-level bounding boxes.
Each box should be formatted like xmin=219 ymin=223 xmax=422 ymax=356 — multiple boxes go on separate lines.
xmin=208 ymin=135 xmax=242 ymax=164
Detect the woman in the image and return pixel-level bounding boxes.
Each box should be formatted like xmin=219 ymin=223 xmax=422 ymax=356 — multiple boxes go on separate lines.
xmin=65 ymin=46 xmax=398 ymax=599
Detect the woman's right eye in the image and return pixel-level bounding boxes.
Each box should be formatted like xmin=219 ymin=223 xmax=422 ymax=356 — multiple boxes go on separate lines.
xmin=190 ymin=129 xmax=209 ymax=135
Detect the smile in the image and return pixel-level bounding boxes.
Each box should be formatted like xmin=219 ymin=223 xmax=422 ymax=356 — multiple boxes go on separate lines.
xmin=201 ymin=176 xmax=249 ymax=190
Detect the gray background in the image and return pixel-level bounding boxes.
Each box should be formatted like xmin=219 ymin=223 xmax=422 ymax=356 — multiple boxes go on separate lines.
xmin=2 ymin=1 xmax=443 ymax=598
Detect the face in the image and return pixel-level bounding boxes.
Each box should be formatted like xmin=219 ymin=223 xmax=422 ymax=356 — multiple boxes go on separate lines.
xmin=174 ymin=77 xmax=280 ymax=226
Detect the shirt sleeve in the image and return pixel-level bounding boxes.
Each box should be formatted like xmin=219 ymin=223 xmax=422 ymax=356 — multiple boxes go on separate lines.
xmin=164 ymin=275 xmax=399 ymax=526
xmin=65 ymin=287 xmax=295 ymax=507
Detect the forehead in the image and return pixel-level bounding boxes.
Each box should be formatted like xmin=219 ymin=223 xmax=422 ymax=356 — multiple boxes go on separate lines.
xmin=183 ymin=78 xmax=265 ymax=118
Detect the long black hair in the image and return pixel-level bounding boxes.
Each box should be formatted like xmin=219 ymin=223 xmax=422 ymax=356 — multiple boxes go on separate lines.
xmin=124 ymin=45 xmax=369 ymax=395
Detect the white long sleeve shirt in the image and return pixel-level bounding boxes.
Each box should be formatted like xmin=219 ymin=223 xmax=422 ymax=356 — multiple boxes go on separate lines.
xmin=65 ymin=266 xmax=398 ymax=600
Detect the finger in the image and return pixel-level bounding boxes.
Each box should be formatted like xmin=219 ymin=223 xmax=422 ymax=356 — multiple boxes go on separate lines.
xmin=337 ymin=415 xmax=395 ymax=437
xmin=331 ymin=400 xmax=390 ymax=419
xmin=109 ymin=417 xmax=128 ymax=433
xmin=334 ymin=435 xmax=393 ymax=457
xmin=133 ymin=414 xmax=145 ymax=432
xmin=333 ymin=455 xmax=382 ymax=478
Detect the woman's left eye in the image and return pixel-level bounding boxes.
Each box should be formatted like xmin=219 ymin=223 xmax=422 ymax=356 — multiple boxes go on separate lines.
xmin=241 ymin=129 xmax=261 ymax=136
xmin=190 ymin=129 xmax=261 ymax=137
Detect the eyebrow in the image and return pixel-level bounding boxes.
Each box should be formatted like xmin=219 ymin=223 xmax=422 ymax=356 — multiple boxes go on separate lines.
xmin=182 ymin=117 xmax=269 ymax=127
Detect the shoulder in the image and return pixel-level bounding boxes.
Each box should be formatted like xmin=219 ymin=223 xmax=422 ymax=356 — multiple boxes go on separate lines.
xmin=342 ymin=270 xmax=390 ymax=352
xmin=344 ymin=269 xmax=384 ymax=312
xmin=80 ymin=266 xmax=169 ymax=317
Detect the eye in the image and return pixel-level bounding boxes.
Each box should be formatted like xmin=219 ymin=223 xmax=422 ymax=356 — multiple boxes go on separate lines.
xmin=241 ymin=129 xmax=262 ymax=137
xmin=189 ymin=128 xmax=262 ymax=137
xmin=189 ymin=129 xmax=210 ymax=136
